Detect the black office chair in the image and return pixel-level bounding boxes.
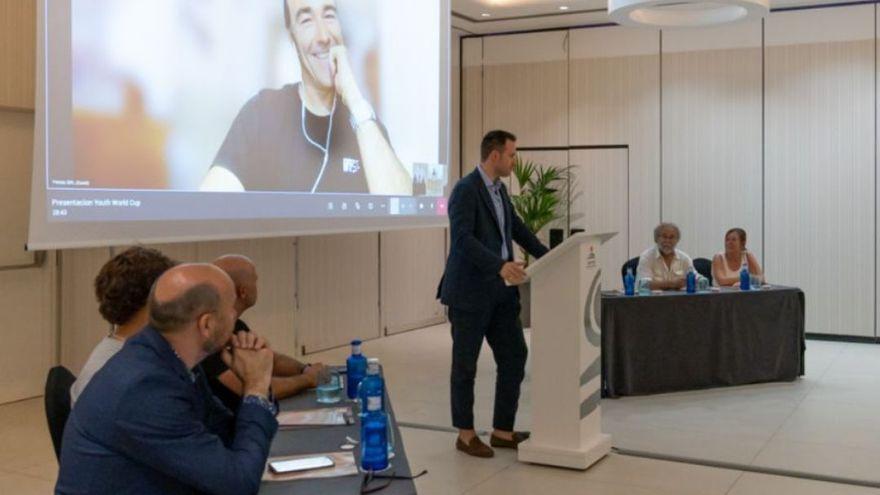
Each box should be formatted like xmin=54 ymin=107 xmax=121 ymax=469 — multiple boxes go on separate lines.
xmin=693 ymin=257 xmax=713 ymax=286
xmin=621 ymin=257 xmax=639 ymax=284
xmin=45 ymin=366 xmax=76 ymax=460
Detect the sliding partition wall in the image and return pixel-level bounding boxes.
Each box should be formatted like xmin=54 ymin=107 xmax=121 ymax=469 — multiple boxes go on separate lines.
xmin=460 ymin=3 xmax=878 ymax=337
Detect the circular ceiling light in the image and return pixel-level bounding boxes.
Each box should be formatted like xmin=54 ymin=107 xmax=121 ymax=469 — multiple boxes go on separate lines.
xmin=608 ymin=0 xmax=768 ymax=28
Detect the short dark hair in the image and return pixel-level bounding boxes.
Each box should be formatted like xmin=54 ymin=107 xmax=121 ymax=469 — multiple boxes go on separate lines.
xmin=480 ymin=130 xmax=517 ymax=162
xmin=148 ymin=283 xmax=222 ymax=333
xmin=94 ymin=247 xmax=175 ymax=326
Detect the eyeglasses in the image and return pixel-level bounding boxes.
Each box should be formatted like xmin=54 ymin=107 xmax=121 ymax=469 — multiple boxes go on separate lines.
xmin=360 ymin=469 xmax=427 ymax=494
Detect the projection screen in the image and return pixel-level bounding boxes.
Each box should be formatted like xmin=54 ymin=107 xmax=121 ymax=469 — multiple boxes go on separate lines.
xmin=29 ymin=0 xmax=450 ymax=250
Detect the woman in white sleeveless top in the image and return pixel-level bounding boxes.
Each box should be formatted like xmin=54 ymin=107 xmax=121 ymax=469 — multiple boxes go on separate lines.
xmin=711 ymin=228 xmax=764 ymax=287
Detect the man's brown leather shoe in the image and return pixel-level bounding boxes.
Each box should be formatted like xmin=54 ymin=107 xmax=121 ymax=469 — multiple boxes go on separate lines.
xmin=456 ymin=436 xmax=495 ymax=458
xmin=489 ymin=431 xmax=531 ymax=449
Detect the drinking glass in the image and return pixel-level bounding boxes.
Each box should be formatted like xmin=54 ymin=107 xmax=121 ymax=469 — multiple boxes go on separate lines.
xmin=316 ymin=369 xmax=343 ymax=404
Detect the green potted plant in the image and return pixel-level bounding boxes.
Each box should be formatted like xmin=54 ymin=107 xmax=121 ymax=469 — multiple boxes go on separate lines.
xmin=510 ymin=156 xmax=569 ymax=327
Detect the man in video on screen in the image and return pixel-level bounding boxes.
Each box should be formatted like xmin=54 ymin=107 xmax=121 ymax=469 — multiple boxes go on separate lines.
xmin=201 ymin=0 xmax=412 ymax=196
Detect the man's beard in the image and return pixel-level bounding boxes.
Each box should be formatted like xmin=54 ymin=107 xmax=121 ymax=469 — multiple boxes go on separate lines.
xmin=202 ymin=325 xmax=231 ymax=355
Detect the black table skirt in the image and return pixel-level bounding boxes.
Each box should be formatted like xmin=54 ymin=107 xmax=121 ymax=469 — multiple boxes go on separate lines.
xmin=601 ymin=287 xmax=805 ymax=398
xmin=259 ymin=370 xmax=416 ymax=494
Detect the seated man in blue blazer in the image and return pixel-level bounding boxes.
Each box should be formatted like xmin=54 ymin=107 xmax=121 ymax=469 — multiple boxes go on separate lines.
xmin=56 ymin=263 xmax=278 ymax=495
xmin=440 ymin=129 xmax=549 ymax=458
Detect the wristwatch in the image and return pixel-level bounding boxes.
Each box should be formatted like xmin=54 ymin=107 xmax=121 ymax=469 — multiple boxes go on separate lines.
xmin=242 ymin=394 xmax=278 ymax=416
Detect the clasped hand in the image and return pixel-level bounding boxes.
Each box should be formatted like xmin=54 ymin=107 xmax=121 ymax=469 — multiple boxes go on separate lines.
xmin=221 ymin=332 xmax=274 ymax=397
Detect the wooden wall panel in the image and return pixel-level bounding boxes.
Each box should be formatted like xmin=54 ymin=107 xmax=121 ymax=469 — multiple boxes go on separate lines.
xmin=0 ymin=0 xmax=36 ymax=110
xmin=765 ymin=6 xmax=875 ymax=336
xmin=461 ymin=38 xmax=483 ymax=176
xmin=296 ymin=233 xmax=381 ymax=353
xmin=569 ymin=26 xmax=660 ymax=257
xmin=0 ymin=111 xmax=35 ymax=267
xmin=661 ymin=22 xmax=763 ymax=262
xmin=60 ymin=248 xmax=112 ymax=373
xmin=570 ymin=149 xmax=629 ymax=290
xmin=483 ymin=32 xmax=568 ymax=148
xmin=380 ymin=229 xmax=446 ymax=335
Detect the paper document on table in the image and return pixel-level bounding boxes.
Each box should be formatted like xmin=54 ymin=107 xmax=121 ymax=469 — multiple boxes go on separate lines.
xmin=277 ymin=407 xmax=353 ymax=428
xmin=262 ymin=452 xmax=358 ymax=482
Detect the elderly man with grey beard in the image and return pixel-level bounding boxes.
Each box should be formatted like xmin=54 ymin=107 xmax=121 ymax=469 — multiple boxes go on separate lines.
xmin=636 ymin=222 xmax=697 ymax=291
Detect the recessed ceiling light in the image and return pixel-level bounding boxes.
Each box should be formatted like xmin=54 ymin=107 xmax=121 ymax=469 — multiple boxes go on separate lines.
xmin=559 ymin=5 xmax=570 ymax=10
xmin=481 ymin=12 xmax=491 ymax=17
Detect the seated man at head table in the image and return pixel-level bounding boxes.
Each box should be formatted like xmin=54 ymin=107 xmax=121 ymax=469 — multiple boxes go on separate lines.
xmin=56 ymin=263 xmax=278 ymax=495
xmin=636 ymin=222 xmax=699 ymax=291
xmin=202 ymin=254 xmax=327 ymax=411
xmin=70 ymin=246 xmax=177 ymax=405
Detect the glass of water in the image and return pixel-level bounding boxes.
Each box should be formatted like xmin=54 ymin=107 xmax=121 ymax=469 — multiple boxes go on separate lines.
xmin=637 ymin=278 xmax=652 ymax=296
xmin=316 ymin=369 xmax=343 ymax=404
xmin=697 ymin=276 xmax=710 ymax=292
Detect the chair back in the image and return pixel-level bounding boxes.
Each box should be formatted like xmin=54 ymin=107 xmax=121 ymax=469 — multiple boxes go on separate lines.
xmin=621 ymin=257 xmax=639 ymax=284
xmin=45 ymin=366 xmax=76 ymax=460
xmin=693 ymin=257 xmax=713 ymax=286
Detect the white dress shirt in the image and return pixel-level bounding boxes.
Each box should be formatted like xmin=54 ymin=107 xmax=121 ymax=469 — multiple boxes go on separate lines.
xmin=636 ymin=246 xmax=695 ymax=283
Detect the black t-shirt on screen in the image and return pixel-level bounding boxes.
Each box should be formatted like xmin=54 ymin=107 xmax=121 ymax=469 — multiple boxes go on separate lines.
xmin=201 ymin=318 xmax=251 ymax=411
xmin=213 ymin=82 xmax=388 ymax=193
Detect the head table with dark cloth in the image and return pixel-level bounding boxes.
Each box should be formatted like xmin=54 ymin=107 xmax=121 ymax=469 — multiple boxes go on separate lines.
xmin=601 ymin=286 xmax=805 ymax=398
xmin=259 ymin=367 xmax=418 ymax=495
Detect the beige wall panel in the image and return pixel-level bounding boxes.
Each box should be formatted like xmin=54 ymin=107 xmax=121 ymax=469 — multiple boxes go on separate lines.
xmin=661 ymin=22 xmax=763 ymax=262
xmin=0 ymin=262 xmax=55 ymax=402
xmin=141 ymin=243 xmax=199 ymax=263
xmin=483 ymin=32 xmax=568 ymax=148
xmin=380 ymin=229 xmax=446 ymax=335
xmin=569 ymin=27 xmax=660 ymax=257
xmin=570 ymin=149 xmax=629 ymax=291
xmin=461 ymin=38 xmax=483 ymax=176
xmin=765 ymin=7 xmax=874 ymax=336
xmin=60 ymin=248 xmax=112 ymax=373
xmin=296 ymin=233 xmax=380 ymax=353
xmin=0 ymin=111 xmax=35 ymax=266
xmin=0 ymin=0 xmax=36 ymax=110
xmin=196 ymin=238 xmax=298 ymax=356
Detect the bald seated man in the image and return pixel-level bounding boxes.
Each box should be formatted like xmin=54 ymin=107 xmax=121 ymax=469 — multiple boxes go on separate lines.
xmin=201 ymin=255 xmax=327 ymax=411
xmin=57 ymin=264 xmax=278 ymax=495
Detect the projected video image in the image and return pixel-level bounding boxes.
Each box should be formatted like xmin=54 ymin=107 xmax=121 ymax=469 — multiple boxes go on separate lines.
xmin=60 ymin=0 xmax=445 ymax=197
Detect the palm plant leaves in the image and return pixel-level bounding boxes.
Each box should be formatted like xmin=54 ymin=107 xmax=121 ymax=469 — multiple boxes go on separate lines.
xmin=511 ymin=156 xmax=569 ymax=262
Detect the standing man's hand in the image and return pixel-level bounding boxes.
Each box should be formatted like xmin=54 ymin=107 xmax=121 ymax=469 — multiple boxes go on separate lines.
xmin=500 ymin=261 xmax=527 ymax=285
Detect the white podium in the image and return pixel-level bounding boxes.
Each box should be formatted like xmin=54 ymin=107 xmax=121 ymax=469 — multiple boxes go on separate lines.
xmin=515 ymin=232 xmax=616 ymax=470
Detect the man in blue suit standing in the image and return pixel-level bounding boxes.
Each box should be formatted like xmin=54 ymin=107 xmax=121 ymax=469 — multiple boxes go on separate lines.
xmin=56 ymin=263 xmax=278 ymax=495
xmin=440 ymin=130 xmax=549 ymax=458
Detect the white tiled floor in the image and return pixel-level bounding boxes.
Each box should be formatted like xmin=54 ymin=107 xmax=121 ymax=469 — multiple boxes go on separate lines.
xmin=3 ymin=325 xmax=880 ymax=494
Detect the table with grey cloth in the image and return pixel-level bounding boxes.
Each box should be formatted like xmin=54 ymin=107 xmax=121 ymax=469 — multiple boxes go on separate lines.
xmin=601 ymin=286 xmax=805 ymax=398
xmin=259 ymin=369 xmax=417 ymax=495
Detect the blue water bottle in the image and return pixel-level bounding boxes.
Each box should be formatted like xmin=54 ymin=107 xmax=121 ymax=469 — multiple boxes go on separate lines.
xmin=686 ymin=268 xmax=696 ymax=293
xmin=358 ymin=358 xmax=385 ymax=416
xmin=360 ymin=403 xmax=389 ymax=471
xmin=624 ymin=267 xmax=635 ymax=296
xmin=346 ymin=340 xmax=367 ymax=400
xmin=739 ymin=261 xmax=751 ymax=291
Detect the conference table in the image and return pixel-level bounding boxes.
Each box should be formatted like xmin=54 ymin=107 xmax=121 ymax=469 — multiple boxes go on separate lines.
xmin=601 ymin=285 xmax=805 ymax=398
xmin=259 ymin=369 xmax=418 ymax=495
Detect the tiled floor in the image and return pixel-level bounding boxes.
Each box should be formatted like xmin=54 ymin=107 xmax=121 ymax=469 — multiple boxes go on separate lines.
xmin=3 ymin=325 xmax=879 ymax=494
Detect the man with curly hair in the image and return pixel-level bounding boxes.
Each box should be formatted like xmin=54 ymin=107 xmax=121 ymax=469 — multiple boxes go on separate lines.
xmin=70 ymin=246 xmax=176 ymax=404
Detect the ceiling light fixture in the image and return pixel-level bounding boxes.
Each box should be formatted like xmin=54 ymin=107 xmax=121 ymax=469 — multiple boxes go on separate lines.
xmin=608 ymin=0 xmax=768 ymax=28
xmin=481 ymin=12 xmax=491 ymax=17
xmin=559 ymin=5 xmax=570 ymax=10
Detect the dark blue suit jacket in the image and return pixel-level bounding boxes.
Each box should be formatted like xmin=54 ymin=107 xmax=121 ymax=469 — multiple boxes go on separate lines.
xmin=56 ymin=326 xmax=278 ymax=495
xmin=440 ymin=168 xmax=549 ymax=311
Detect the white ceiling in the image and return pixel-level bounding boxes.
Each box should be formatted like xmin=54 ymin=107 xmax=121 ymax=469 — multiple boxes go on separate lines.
xmin=451 ymin=0 xmax=866 ymax=34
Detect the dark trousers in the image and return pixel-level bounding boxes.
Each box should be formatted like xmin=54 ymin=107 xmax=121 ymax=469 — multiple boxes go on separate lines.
xmin=449 ymin=290 xmax=527 ymax=431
